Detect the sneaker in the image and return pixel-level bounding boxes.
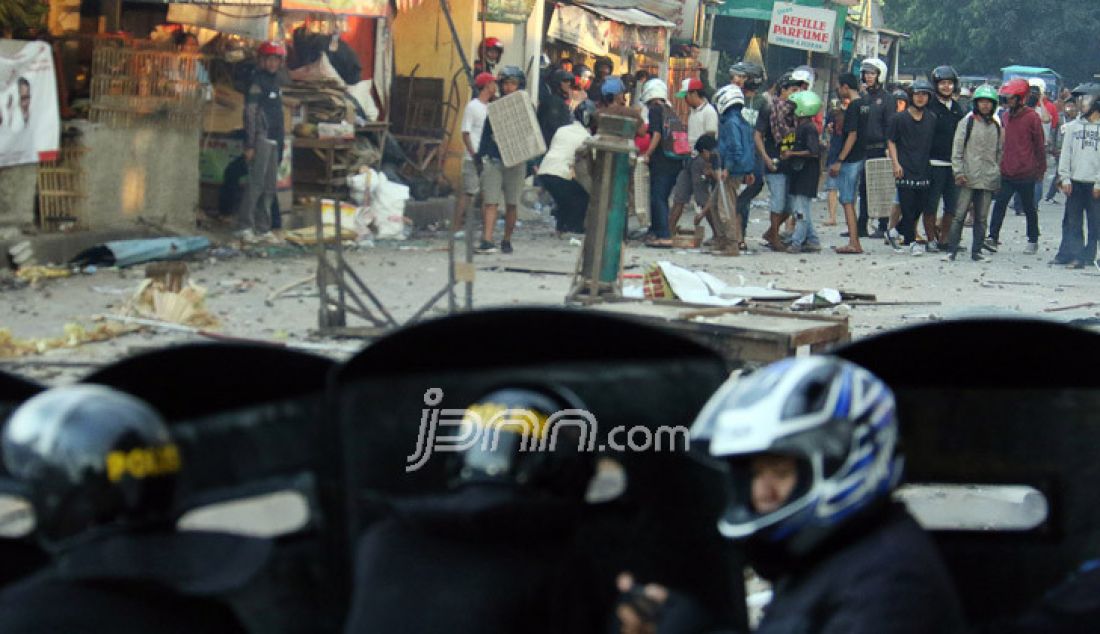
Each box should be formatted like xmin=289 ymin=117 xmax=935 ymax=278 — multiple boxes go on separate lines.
xmin=1023 ymin=241 xmax=1038 ymax=255
xmin=1068 ymin=260 xmax=1085 ymax=269
xmin=945 ymin=250 xmax=958 ymax=262
xmin=475 ymin=240 xmax=498 ymax=254
xmin=910 ymin=242 xmax=925 ymax=256
xmin=786 ymin=244 xmax=803 ymax=254
xmin=983 ymin=238 xmax=999 ymax=252
xmin=971 ymin=252 xmax=987 ymax=262
xmin=237 ymin=229 xmax=258 ymax=244
xmin=258 ymin=231 xmax=283 ymax=245
xmin=870 ymin=228 xmax=886 ymax=239
xmin=927 ymin=240 xmax=940 ymax=253
xmin=500 ymin=240 xmax=513 ymax=254
xmin=453 ymin=230 xmax=466 ymax=240
xmin=886 ymin=228 xmax=901 ymax=249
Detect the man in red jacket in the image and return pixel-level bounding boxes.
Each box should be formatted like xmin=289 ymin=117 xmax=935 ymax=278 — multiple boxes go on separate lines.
xmin=988 ymin=79 xmax=1047 ymax=254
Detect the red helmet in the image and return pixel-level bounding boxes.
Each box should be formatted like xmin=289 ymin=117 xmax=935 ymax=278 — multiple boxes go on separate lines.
xmin=257 ymin=40 xmax=286 ymax=57
xmin=999 ymin=78 xmax=1030 ymax=99
xmin=482 ymin=37 xmax=503 ymax=53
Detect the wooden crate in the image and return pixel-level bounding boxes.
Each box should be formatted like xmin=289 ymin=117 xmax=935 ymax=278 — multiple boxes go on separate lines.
xmin=590 ymin=301 xmax=850 ymax=367
xmin=37 ymin=142 xmax=87 ymax=233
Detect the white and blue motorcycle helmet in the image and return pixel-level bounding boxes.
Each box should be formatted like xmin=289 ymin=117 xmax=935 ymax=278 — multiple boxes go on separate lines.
xmin=691 ymin=356 xmax=903 ymax=553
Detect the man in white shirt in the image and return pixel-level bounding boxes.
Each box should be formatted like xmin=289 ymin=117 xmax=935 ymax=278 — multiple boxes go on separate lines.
xmin=452 ymin=72 xmax=496 ymax=237
xmin=669 ymin=78 xmax=719 ymax=230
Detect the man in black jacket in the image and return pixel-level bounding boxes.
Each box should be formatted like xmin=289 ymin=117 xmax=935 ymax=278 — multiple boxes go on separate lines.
xmin=926 ymin=66 xmax=967 ymax=250
xmin=618 ymin=356 xmax=966 ymax=634
xmin=0 ymin=385 xmax=270 ymax=633
xmin=344 ymin=386 xmax=611 ymax=634
xmin=538 ymin=69 xmax=576 ymax=148
xmin=854 ymin=58 xmax=895 ymax=239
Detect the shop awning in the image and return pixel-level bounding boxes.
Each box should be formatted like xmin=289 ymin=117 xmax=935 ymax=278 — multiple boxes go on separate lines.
xmin=708 ymin=0 xmax=825 ymax=21
xmin=580 ymin=5 xmax=675 ymax=28
xmin=571 ymin=0 xmax=683 ymax=23
xmin=549 ymin=2 xmax=674 ymax=57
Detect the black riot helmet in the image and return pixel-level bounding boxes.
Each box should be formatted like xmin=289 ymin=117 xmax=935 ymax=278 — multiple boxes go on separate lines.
xmin=2 ymin=385 xmax=180 ymax=545
xmin=497 ymin=64 xmax=527 ymax=90
xmin=573 ymin=99 xmax=597 ymax=129
xmin=449 ymin=385 xmax=596 ymax=501
xmin=930 ymin=65 xmax=960 ymax=95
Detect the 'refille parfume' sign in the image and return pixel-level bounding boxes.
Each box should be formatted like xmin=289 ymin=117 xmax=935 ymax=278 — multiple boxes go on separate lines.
xmin=767 ymin=2 xmax=838 ymax=54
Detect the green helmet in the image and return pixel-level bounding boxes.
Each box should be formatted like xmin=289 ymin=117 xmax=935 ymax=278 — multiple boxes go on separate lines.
xmin=790 ymin=90 xmax=823 ymax=117
xmin=972 ymin=84 xmax=998 ymax=104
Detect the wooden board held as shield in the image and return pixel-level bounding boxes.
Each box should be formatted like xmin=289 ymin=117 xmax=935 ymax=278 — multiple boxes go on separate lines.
xmin=486 ymin=91 xmax=546 ymax=168
xmin=864 ymin=158 xmax=897 ymax=220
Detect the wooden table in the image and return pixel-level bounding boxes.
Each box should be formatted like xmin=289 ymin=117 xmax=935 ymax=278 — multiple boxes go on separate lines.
xmin=589 ymin=301 xmax=850 ymax=367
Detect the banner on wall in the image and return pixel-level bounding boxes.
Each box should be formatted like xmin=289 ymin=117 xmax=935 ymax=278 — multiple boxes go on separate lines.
xmin=0 ymin=40 xmax=60 ymax=168
xmin=767 ymin=2 xmax=837 ymax=54
xmin=480 ymin=0 xmax=537 ymax=24
xmin=547 ymin=4 xmax=609 ymax=56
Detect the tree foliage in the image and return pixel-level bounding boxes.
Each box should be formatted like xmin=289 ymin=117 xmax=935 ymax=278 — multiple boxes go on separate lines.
xmin=884 ymin=0 xmax=1100 ymax=86
xmin=0 ymin=0 xmax=47 ymax=37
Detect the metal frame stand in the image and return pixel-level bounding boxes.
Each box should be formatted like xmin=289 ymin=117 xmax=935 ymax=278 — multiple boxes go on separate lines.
xmin=567 ymin=120 xmax=636 ymax=305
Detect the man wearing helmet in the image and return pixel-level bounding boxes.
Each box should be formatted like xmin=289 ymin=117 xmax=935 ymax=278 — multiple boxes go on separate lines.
xmin=888 ymin=80 xmax=938 ymax=253
xmin=754 ymin=70 xmax=809 ymax=251
xmin=850 ymin=58 xmax=894 ymax=241
xmin=926 ymin=66 xmax=967 ymax=251
xmin=589 ymin=57 xmax=614 ymax=102
xmin=668 ymin=78 xmax=719 ymax=232
xmin=690 ymin=357 xmax=966 ymax=634
xmin=730 ymin=63 xmax=770 ymax=246
xmin=711 ymin=84 xmax=755 ymax=253
xmin=475 ymin=66 xmax=529 ymax=254
xmin=345 ymin=386 xmax=606 ymax=633
xmin=946 ymin=84 xmax=1003 ymax=262
xmin=0 ymin=386 xmax=270 ymax=632
xmin=537 ymin=68 xmax=575 ymax=147
xmin=988 ymin=78 xmax=1047 ymax=254
xmin=783 ymin=90 xmax=825 ymax=253
xmin=474 ymin=36 xmax=503 ymax=79
xmin=237 ymin=40 xmax=287 ymax=245
xmin=1052 ymin=83 xmax=1100 ymax=268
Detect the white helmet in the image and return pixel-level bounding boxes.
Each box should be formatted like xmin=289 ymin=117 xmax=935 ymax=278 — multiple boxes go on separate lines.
xmin=691 ymin=356 xmax=903 ymax=552
xmin=791 ymin=66 xmax=815 ymax=86
xmin=714 ymin=84 xmax=745 ymax=114
xmin=1027 ymin=77 xmax=1045 ymax=94
xmin=860 ymin=58 xmax=888 ymax=82
xmin=639 ymin=78 xmax=669 ymax=104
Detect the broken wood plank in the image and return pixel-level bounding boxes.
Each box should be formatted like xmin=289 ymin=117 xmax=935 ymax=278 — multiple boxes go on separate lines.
xmin=1043 ymin=302 xmax=1099 ymax=313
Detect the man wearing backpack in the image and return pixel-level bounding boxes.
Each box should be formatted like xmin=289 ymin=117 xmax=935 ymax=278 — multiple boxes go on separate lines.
xmin=640 ymin=78 xmax=687 ymax=247
xmin=669 ymin=78 xmax=719 ymax=232
xmin=946 ymin=85 xmax=1002 ymax=261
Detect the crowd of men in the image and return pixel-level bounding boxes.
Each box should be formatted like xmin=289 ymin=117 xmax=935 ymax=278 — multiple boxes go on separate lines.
xmin=452 ymin=39 xmax=1099 ymax=269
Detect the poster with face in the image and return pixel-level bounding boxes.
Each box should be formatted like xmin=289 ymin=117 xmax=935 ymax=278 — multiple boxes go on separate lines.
xmin=0 ymin=40 xmax=60 ymax=168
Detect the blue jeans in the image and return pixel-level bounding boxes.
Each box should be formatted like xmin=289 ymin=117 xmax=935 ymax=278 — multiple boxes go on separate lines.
xmin=765 ymin=172 xmax=790 ymax=213
xmin=838 ymin=160 xmax=863 ymax=205
xmin=1054 ymin=182 xmax=1100 ymax=263
xmin=790 ymin=195 xmax=819 ymax=247
xmin=649 ymin=160 xmax=680 ymax=239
